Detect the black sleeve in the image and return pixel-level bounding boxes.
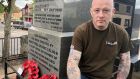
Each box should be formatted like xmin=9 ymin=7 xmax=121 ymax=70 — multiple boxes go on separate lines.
xmin=71 ymin=26 xmax=84 ymax=52
xmin=120 ymin=30 xmax=133 ymax=53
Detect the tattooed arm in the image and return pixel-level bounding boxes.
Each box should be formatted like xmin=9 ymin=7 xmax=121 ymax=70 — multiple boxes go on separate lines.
xmin=116 ymin=51 xmax=131 ymax=79
xmin=67 ymin=46 xmax=82 ymax=79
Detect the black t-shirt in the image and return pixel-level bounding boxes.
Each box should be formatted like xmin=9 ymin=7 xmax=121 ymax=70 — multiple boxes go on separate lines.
xmin=72 ymin=20 xmax=133 ymax=79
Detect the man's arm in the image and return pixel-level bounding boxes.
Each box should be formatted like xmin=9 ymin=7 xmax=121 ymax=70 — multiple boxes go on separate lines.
xmin=116 ymin=51 xmax=131 ymax=79
xmin=67 ymin=45 xmax=82 ymax=79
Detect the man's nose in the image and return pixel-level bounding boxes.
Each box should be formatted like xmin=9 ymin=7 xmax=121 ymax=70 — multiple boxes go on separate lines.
xmin=98 ymin=11 xmax=105 ymax=17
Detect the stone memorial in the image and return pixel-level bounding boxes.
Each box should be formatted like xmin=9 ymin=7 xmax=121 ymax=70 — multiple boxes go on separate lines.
xmin=28 ymin=0 xmax=91 ymax=79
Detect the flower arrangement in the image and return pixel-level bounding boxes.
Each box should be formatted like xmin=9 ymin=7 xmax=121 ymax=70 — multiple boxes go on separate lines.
xmin=21 ymin=59 xmax=57 ymax=79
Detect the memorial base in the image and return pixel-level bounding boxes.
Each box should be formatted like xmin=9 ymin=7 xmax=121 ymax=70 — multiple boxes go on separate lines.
xmin=28 ymin=27 xmax=73 ymax=79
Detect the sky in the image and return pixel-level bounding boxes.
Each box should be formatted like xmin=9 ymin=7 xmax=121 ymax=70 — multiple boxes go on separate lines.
xmin=3 ymin=0 xmax=140 ymax=9
xmin=3 ymin=0 xmax=33 ymax=9
xmin=15 ymin=0 xmax=33 ymax=9
xmin=136 ymin=0 xmax=140 ymax=9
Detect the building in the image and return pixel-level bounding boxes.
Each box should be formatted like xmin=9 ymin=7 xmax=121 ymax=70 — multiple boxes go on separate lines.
xmin=22 ymin=4 xmax=33 ymax=23
xmin=12 ymin=5 xmax=22 ymax=21
xmin=113 ymin=0 xmax=136 ymax=36
xmin=131 ymin=9 xmax=140 ymax=39
xmin=0 ymin=5 xmax=22 ymax=22
xmin=0 ymin=13 xmax=4 ymax=22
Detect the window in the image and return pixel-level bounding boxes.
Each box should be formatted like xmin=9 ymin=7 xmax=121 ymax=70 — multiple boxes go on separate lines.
xmin=126 ymin=6 xmax=131 ymax=13
xmin=124 ymin=19 xmax=130 ymax=27
xmin=114 ymin=3 xmax=119 ymax=11
xmin=113 ymin=18 xmax=121 ymax=25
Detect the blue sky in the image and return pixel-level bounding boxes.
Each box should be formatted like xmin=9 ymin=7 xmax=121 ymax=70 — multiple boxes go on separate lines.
xmin=15 ymin=0 xmax=33 ymax=9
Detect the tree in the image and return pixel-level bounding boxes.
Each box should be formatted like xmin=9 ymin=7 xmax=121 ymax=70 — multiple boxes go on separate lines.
xmin=0 ymin=0 xmax=15 ymax=62
xmin=0 ymin=3 xmax=4 ymax=13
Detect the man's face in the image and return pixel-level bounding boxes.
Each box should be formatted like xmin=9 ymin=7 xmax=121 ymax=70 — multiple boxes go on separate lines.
xmin=90 ymin=0 xmax=115 ymax=30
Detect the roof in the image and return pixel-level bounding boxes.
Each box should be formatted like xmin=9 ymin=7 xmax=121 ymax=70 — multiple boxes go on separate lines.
xmin=24 ymin=3 xmax=33 ymax=9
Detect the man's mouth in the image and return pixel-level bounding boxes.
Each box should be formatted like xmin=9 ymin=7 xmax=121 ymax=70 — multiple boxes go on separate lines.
xmin=98 ymin=20 xmax=105 ymax=23
xmin=97 ymin=20 xmax=105 ymax=22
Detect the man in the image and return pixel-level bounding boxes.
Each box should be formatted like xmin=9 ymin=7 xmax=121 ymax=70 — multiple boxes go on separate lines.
xmin=67 ymin=0 xmax=132 ymax=79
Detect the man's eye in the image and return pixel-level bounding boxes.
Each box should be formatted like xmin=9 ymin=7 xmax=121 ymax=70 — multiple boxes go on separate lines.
xmin=94 ymin=10 xmax=99 ymax=12
xmin=103 ymin=9 xmax=110 ymax=13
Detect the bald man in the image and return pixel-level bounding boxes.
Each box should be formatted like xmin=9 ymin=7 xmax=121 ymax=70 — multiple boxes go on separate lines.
xmin=67 ymin=0 xmax=132 ymax=79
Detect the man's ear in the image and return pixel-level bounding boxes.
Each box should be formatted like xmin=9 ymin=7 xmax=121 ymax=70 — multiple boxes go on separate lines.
xmin=112 ymin=8 xmax=116 ymax=15
xmin=90 ymin=8 xmax=93 ymax=17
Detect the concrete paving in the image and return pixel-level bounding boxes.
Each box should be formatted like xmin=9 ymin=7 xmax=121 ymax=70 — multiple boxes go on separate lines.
xmin=0 ymin=59 xmax=24 ymax=79
xmin=0 ymin=27 xmax=28 ymax=38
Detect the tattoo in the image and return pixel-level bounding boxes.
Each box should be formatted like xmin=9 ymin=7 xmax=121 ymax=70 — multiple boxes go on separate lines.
xmin=67 ymin=45 xmax=82 ymax=79
xmin=117 ymin=52 xmax=131 ymax=79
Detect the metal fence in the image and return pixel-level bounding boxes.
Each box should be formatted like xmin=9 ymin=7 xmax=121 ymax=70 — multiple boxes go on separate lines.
xmin=0 ymin=37 xmax=27 ymax=79
xmin=0 ymin=37 xmax=21 ymax=60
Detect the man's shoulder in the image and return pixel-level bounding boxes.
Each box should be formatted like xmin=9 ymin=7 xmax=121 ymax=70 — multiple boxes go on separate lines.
xmin=75 ymin=20 xmax=92 ymax=32
xmin=110 ymin=22 xmax=127 ymax=34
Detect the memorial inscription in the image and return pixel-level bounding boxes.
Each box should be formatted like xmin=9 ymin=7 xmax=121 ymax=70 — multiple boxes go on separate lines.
xmin=28 ymin=30 xmax=60 ymax=76
xmin=34 ymin=0 xmax=63 ymax=31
